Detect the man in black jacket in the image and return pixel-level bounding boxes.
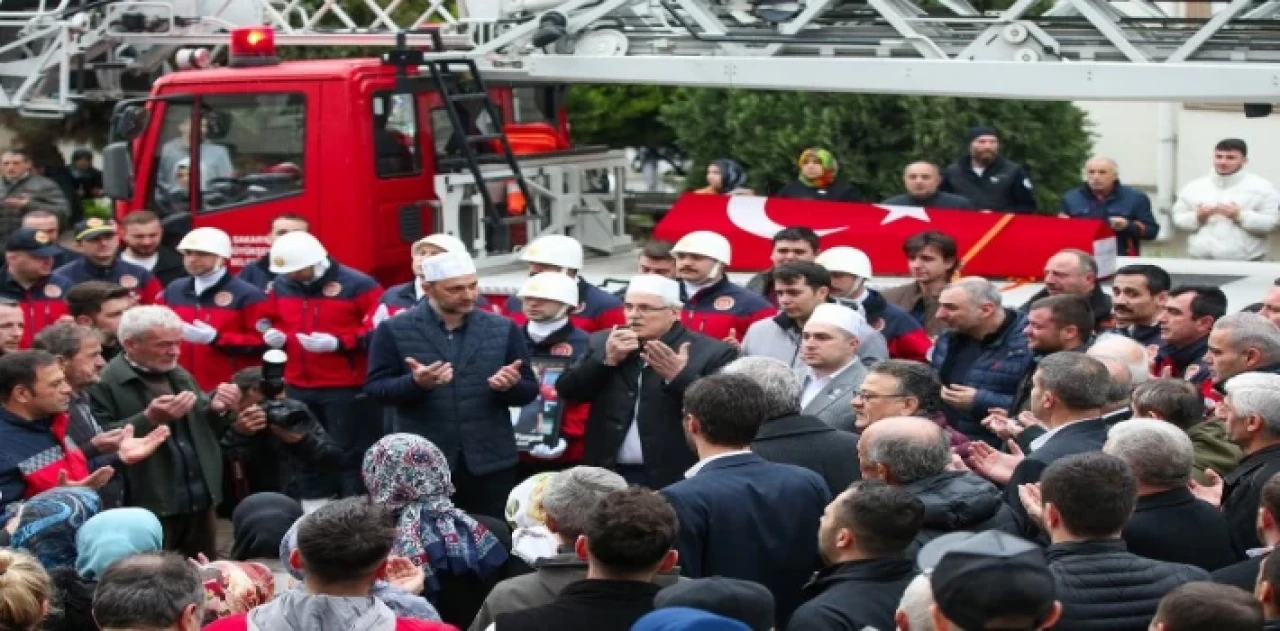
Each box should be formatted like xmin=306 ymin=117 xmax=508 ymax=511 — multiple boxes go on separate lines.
xmin=1024 ymin=452 xmax=1208 ymax=630
xmin=1003 ymin=352 xmax=1112 ymax=535
xmin=1213 ymin=472 xmax=1280 ymax=591
xmin=1202 ymin=370 xmax=1280 ymax=556
xmin=725 ymin=356 xmax=860 ymax=497
xmin=859 ymin=416 xmax=1015 ymax=552
xmin=789 ymin=480 xmax=922 ymax=631
xmin=940 ymin=127 xmax=1037 ymax=213
xmin=882 ymin=162 xmax=973 ymax=209
xmin=1104 ymin=418 xmax=1238 ymax=571
xmin=492 ymin=487 xmax=679 ymax=631
xmin=557 ymin=274 xmax=737 ymax=488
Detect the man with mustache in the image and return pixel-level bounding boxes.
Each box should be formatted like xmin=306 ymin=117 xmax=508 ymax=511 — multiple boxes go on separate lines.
xmin=1112 ymin=264 xmax=1170 ymax=347
xmin=939 ymin=127 xmax=1037 ymax=214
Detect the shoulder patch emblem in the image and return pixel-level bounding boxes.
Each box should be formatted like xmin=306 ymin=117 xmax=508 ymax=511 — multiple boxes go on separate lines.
xmin=213 ymin=291 xmax=234 ymax=307
xmin=713 ymin=296 xmax=735 ymax=311
xmin=322 ymin=282 xmax=342 ymax=297
xmin=118 ymin=274 xmax=138 ymax=289
xmin=550 ymin=343 xmax=574 ymax=357
xmin=44 ymin=284 xmax=61 ymax=299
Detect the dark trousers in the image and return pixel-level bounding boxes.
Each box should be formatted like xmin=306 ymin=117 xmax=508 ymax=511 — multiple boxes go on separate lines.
xmin=160 ymin=508 xmax=217 ymax=559
xmin=288 ymin=385 xmax=378 ymax=499
xmin=452 ymin=458 xmax=517 ymax=521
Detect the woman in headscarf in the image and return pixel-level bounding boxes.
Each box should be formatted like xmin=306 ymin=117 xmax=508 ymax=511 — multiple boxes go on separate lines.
xmin=75 ymin=507 xmax=164 ymax=580
xmin=196 ymin=560 xmax=276 ymax=626
xmin=775 ymin=148 xmax=864 ymax=203
xmin=695 ymin=159 xmax=753 ymax=196
xmin=504 ymin=472 xmax=559 ymax=565
xmin=278 ymin=516 xmax=443 ymax=622
xmin=229 ymin=492 xmax=304 ymax=591
xmin=8 ymin=487 xmax=101 ymax=571
xmin=362 ymin=434 xmax=521 ymax=627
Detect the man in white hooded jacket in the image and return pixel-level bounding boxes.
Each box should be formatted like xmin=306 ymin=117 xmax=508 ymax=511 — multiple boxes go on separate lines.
xmin=1172 ymin=138 xmax=1280 ymax=261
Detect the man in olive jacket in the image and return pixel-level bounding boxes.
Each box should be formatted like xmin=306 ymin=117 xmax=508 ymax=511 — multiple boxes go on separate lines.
xmin=557 ymin=274 xmax=738 ymax=489
xmin=88 ymin=305 xmax=241 ymax=558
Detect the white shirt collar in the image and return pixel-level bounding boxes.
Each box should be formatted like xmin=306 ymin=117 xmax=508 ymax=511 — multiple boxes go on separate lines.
xmin=192 ymin=267 xmax=226 ymax=295
xmin=685 ymin=449 xmax=752 ymax=479
xmin=414 ymin=281 xmax=425 ymax=302
xmin=1029 ymin=418 xmax=1087 ymax=452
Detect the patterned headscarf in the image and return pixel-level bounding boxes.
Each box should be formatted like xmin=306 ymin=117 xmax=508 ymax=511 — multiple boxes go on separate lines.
xmin=709 ymin=159 xmax=748 ymax=193
xmin=504 ymin=472 xmax=559 ymax=565
xmin=10 ymin=487 xmax=102 ymax=570
xmin=197 ymin=560 xmax=276 ymax=625
xmin=75 ymin=507 xmax=163 ymax=579
xmin=361 ymin=434 xmax=509 ymax=595
xmin=797 ymin=148 xmax=838 ymax=189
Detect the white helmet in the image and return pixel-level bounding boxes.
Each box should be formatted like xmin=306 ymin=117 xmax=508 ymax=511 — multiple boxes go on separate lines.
xmin=520 ymin=234 xmax=583 ymax=270
xmin=518 ymin=271 xmax=580 ymax=306
xmin=176 ymin=227 xmax=232 ymax=259
xmin=269 ymin=231 xmax=328 ymax=274
xmin=415 ymin=233 xmax=467 ymax=256
xmin=672 ymin=231 xmax=731 ymax=265
xmin=816 ymin=246 xmax=873 ymax=280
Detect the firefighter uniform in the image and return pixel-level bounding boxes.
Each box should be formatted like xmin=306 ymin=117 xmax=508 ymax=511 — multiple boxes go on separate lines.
xmin=501 ymin=234 xmax=625 ymax=333
xmin=679 ymin=276 xmax=776 ymax=342
xmin=512 ymin=272 xmax=593 ymax=474
xmin=56 ymin=257 xmax=163 ymax=305
xmin=504 ymin=276 xmax=625 ymax=333
xmin=161 ymin=228 xmax=268 ymax=391
xmin=258 ymin=231 xmax=383 ymax=499
xmin=1 ymin=228 xmax=74 ymax=348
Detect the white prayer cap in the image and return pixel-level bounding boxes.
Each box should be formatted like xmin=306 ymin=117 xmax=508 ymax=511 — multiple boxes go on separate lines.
xmin=625 ymin=274 xmax=681 ymax=307
xmin=805 ymin=303 xmax=865 ymax=337
xmin=421 ymin=252 xmax=476 ymax=282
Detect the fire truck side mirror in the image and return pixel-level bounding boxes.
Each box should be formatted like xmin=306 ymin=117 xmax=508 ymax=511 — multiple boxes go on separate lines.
xmin=112 ymin=105 xmax=149 ymax=142
xmin=101 ymin=143 xmax=134 ymax=202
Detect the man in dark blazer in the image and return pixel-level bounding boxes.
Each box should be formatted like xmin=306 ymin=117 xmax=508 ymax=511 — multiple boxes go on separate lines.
xmin=1213 ymin=471 xmax=1280 ymax=591
xmin=557 ymin=274 xmax=737 ymax=489
xmin=722 ymin=355 xmax=860 ymax=496
xmin=659 ymin=372 xmax=832 ymax=628
xmin=1002 ymin=352 xmax=1111 ymax=536
xmin=1105 ymin=418 xmax=1238 ymax=571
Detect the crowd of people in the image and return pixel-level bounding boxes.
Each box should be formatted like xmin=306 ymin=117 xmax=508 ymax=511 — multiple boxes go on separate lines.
xmin=703 ymin=132 xmax=1280 ymax=260
xmin=3 ymin=130 xmax=1280 ymax=629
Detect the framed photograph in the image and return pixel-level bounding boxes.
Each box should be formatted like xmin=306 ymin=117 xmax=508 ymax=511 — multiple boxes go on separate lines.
xmin=510 ymin=356 xmax=569 ymax=452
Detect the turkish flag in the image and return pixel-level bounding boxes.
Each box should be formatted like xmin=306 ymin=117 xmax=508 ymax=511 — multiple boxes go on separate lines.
xmin=653 ymin=194 xmax=1118 ymax=278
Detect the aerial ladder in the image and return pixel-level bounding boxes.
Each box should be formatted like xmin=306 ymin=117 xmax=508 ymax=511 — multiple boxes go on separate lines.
xmin=4 ymin=0 xmax=1280 ymax=116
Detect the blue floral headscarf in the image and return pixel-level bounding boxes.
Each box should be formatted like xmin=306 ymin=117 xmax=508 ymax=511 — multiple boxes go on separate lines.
xmin=11 ymin=487 xmax=102 ymax=570
xmin=361 ymin=434 xmax=509 ymax=595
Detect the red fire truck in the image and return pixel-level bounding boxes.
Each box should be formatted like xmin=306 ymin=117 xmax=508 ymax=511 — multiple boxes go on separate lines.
xmin=100 ymin=27 xmax=633 ymax=287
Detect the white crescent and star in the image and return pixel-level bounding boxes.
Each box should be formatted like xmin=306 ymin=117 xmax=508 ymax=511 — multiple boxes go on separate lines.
xmin=725 ymin=196 xmax=931 ymax=240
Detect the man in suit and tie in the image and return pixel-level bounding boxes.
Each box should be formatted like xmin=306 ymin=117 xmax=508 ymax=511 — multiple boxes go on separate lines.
xmin=1001 ymin=352 xmax=1111 ymax=535
xmin=660 ymin=372 xmax=831 ymax=628
xmin=799 ymin=303 xmax=868 ymax=432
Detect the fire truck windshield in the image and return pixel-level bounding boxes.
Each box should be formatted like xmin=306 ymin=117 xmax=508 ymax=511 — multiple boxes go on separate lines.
xmin=150 ymin=93 xmax=305 ymax=217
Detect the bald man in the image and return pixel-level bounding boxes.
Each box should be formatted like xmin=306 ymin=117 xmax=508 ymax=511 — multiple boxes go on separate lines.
xmin=1059 ymin=156 xmax=1160 ymax=255
xmin=858 ymin=416 xmax=1015 ymax=551
xmin=882 ymin=162 xmax=974 ymax=209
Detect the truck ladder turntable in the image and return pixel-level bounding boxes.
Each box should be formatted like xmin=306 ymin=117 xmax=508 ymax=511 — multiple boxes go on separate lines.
xmin=469 ymin=0 xmax=1280 ymax=102
xmin=7 ymin=0 xmax=1280 ymax=115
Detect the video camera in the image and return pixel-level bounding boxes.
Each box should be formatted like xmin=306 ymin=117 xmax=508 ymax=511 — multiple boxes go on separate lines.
xmin=258 ymin=350 xmax=312 ymax=429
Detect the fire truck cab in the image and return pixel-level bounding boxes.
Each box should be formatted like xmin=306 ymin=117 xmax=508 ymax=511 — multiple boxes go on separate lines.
xmin=100 ymin=28 xmax=632 ymax=286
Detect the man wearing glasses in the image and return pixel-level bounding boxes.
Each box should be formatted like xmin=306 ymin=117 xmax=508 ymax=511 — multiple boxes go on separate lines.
xmin=557 ymin=274 xmax=739 ymax=488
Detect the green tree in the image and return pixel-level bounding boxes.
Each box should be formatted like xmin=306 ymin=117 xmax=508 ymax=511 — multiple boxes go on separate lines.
xmin=565 ymin=85 xmax=676 ymax=150
xmin=659 ymin=89 xmax=1093 ymax=212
